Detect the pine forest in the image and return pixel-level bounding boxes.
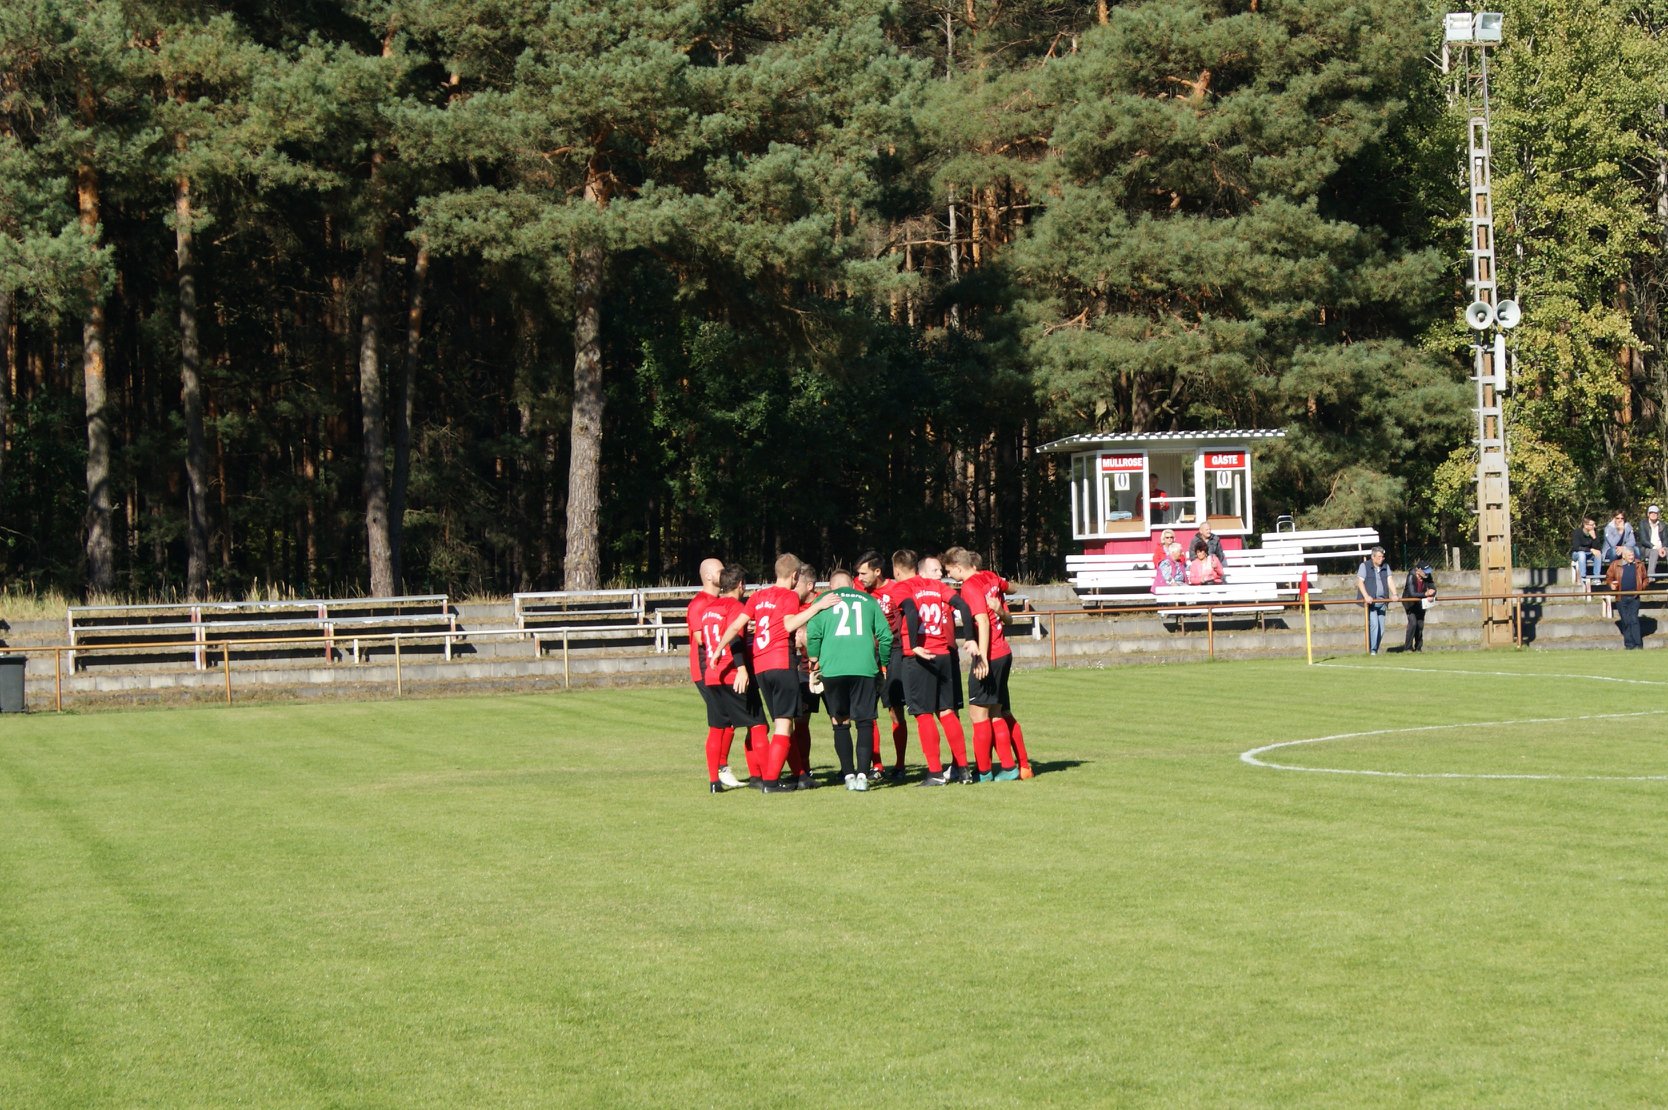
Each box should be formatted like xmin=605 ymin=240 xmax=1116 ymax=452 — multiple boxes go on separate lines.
xmin=2 ymin=0 xmax=1666 ymax=598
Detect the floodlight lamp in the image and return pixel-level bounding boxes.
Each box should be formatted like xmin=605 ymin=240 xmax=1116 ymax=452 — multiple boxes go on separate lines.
xmin=1444 ymin=12 xmax=1504 ymax=45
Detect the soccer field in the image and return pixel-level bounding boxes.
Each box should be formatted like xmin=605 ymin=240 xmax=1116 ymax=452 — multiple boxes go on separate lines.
xmin=3 ymin=653 xmax=1666 ymax=1106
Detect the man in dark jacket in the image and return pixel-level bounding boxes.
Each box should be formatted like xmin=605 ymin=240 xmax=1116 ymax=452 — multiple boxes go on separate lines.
xmin=1606 ymin=546 xmax=1645 ymax=649
xmin=1570 ymin=517 xmax=1602 ymax=582
xmin=1356 ymin=546 xmax=1394 ymax=656
xmin=1402 ymin=563 xmax=1436 ymax=653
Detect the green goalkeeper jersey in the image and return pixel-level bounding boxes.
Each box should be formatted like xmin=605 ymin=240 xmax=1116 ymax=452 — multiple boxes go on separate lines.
xmin=804 ymin=586 xmax=892 ymax=677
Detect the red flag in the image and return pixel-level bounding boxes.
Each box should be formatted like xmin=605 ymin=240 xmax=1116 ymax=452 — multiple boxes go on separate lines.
xmin=1299 ymin=571 xmax=1309 ymax=600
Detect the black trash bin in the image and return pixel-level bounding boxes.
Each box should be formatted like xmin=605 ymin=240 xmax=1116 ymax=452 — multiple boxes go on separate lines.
xmin=0 ymin=654 xmax=26 ymax=713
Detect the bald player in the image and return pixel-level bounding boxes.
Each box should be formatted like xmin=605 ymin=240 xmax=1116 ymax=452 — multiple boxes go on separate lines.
xmin=687 ymin=558 xmax=743 ymax=790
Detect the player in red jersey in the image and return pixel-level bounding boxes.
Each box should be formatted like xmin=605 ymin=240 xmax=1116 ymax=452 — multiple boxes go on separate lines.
xmin=893 ymin=549 xmax=980 ymax=785
xmin=712 ymin=553 xmax=834 ymax=793
xmin=857 ymin=550 xmax=910 ymax=780
xmin=787 ymin=562 xmax=823 ymax=786
xmin=699 ymin=564 xmax=769 ymax=790
xmin=686 ymin=558 xmax=743 ymax=792
xmin=943 ymin=548 xmax=1030 ymax=780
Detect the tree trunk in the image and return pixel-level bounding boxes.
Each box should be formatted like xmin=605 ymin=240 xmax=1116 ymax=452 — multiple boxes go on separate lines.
xmin=390 ymin=245 xmax=427 ymax=589
xmin=563 ymin=245 xmax=605 ymax=590
xmin=0 ymin=287 xmax=11 ymax=519
xmin=359 ymin=238 xmax=394 ymax=596
xmin=78 ymin=162 xmax=115 ymax=595
xmin=563 ymin=178 xmax=607 ymax=591
xmin=175 ymin=168 xmax=210 ymax=600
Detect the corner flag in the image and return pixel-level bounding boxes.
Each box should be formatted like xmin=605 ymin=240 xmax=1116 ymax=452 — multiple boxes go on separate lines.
xmin=1301 ymin=571 xmax=1314 ymax=665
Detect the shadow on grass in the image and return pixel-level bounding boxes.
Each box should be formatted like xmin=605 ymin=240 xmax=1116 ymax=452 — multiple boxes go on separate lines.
xmin=1027 ymin=759 xmax=1087 ymax=777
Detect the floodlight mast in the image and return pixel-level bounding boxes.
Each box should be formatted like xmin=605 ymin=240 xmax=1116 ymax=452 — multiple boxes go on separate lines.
xmin=1444 ymin=12 xmax=1516 ymax=647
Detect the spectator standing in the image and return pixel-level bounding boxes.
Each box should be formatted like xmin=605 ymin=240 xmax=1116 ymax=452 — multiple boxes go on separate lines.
xmin=1570 ymin=517 xmax=1602 ymax=582
xmin=1606 ymin=545 xmax=1645 ymax=649
xmin=1402 ymin=562 xmax=1436 ymax=653
xmin=1356 ymin=546 xmax=1394 ymax=656
xmin=1603 ymin=510 xmax=1637 ymax=565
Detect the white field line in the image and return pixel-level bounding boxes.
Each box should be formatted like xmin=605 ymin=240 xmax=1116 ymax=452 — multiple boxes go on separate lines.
xmin=1240 ymin=709 xmax=1668 ymax=781
xmin=1314 ymin=662 xmax=1668 ymax=687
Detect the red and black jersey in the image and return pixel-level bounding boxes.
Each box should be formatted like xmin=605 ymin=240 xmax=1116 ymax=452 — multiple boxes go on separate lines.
xmin=742 ymin=585 xmax=801 ymax=674
xmin=961 ymin=570 xmax=1012 ymax=661
xmin=874 ymin=578 xmax=911 ymax=648
xmin=700 ymin=596 xmax=746 ymax=685
xmin=685 ymin=591 xmax=715 ymax=681
xmin=899 ymin=576 xmax=957 ymax=656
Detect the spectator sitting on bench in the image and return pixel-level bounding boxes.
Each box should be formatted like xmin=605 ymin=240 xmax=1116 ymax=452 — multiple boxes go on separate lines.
xmin=1603 ymin=509 xmax=1636 ymax=566
xmin=1195 ymin=520 xmax=1226 ymax=564
xmin=1643 ymin=505 xmax=1667 ymax=580
xmin=1571 ymin=516 xmax=1602 ymax=580
xmin=1184 ymin=539 xmax=1225 ymax=586
xmin=1151 ymin=528 xmax=1176 ymax=568
xmin=1152 ymin=542 xmax=1186 ymax=589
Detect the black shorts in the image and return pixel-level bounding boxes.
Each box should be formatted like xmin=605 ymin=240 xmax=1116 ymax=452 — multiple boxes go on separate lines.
xmin=799 ymin=678 xmax=822 ymax=716
xmin=756 ymin=669 xmax=804 ymax=721
xmin=696 ymin=680 xmax=725 ymax=728
xmin=967 ymin=654 xmax=1013 ymax=711
xmin=821 ymin=674 xmax=879 ymax=722
xmin=707 ymin=683 xmax=766 ymax=730
xmin=902 ymin=653 xmax=957 ymax=715
xmin=880 ymin=647 xmax=908 ymax=711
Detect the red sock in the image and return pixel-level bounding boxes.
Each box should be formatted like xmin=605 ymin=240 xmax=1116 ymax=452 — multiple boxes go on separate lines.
xmin=705 ymin=728 xmax=725 ymax=783
xmin=892 ymin=720 xmax=908 ymax=768
xmin=1004 ymin=714 xmax=1029 ymax=767
xmin=914 ymin=714 xmax=943 ymax=774
xmin=972 ymin=720 xmax=993 ymax=773
xmin=991 ymin=717 xmax=1015 ymax=769
xmin=940 ymin=713 xmax=968 ymax=768
xmin=765 ymin=730 xmax=793 ymax=781
xmin=721 ymin=727 xmax=736 ymax=766
xmin=789 ymin=718 xmax=810 ymax=777
xmin=746 ymin=723 xmax=770 ymax=778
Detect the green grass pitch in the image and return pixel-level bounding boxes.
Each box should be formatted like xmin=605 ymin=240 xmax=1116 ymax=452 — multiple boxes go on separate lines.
xmin=4 ymin=652 xmax=1667 ymax=1106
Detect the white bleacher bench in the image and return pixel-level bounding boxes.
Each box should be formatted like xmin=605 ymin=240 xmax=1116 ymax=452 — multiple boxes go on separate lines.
xmin=1152 ymin=583 xmax=1289 ymax=629
xmin=1258 ymin=527 xmax=1381 ymax=562
xmin=527 ymin=621 xmax=686 ymax=658
xmin=514 ymin=587 xmax=697 ymax=653
xmin=66 ymin=596 xmax=458 ymax=670
xmin=1068 ymin=548 xmax=1320 ymax=611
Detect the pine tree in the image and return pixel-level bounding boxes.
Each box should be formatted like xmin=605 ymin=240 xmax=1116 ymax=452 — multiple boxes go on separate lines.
xmin=1013 ymin=0 xmax=1465 ymax=527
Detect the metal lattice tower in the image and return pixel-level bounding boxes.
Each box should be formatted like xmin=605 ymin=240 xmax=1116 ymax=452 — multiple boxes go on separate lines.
xmin=1445 ymin=13 xmax=1515 ymax=647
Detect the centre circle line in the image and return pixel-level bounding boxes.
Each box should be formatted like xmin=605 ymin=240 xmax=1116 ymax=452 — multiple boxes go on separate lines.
xmin=1240 ymin=709 xmax=1668 ymax=781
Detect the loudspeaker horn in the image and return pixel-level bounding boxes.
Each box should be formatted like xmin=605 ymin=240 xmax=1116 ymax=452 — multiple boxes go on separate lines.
xmin=1494 ymin=299 xmax=1521 ymax=329
xmin=1465 ymin=301 xmax=1496 ymax=330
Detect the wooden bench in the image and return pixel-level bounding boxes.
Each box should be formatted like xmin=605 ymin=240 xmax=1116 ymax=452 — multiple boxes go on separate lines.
xmin=66 ymin=596 xmax=459 ymax=670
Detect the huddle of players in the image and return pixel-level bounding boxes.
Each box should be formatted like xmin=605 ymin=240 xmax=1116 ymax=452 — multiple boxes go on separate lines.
xmin=685 ymin=547 xmax=1033 ymax=793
